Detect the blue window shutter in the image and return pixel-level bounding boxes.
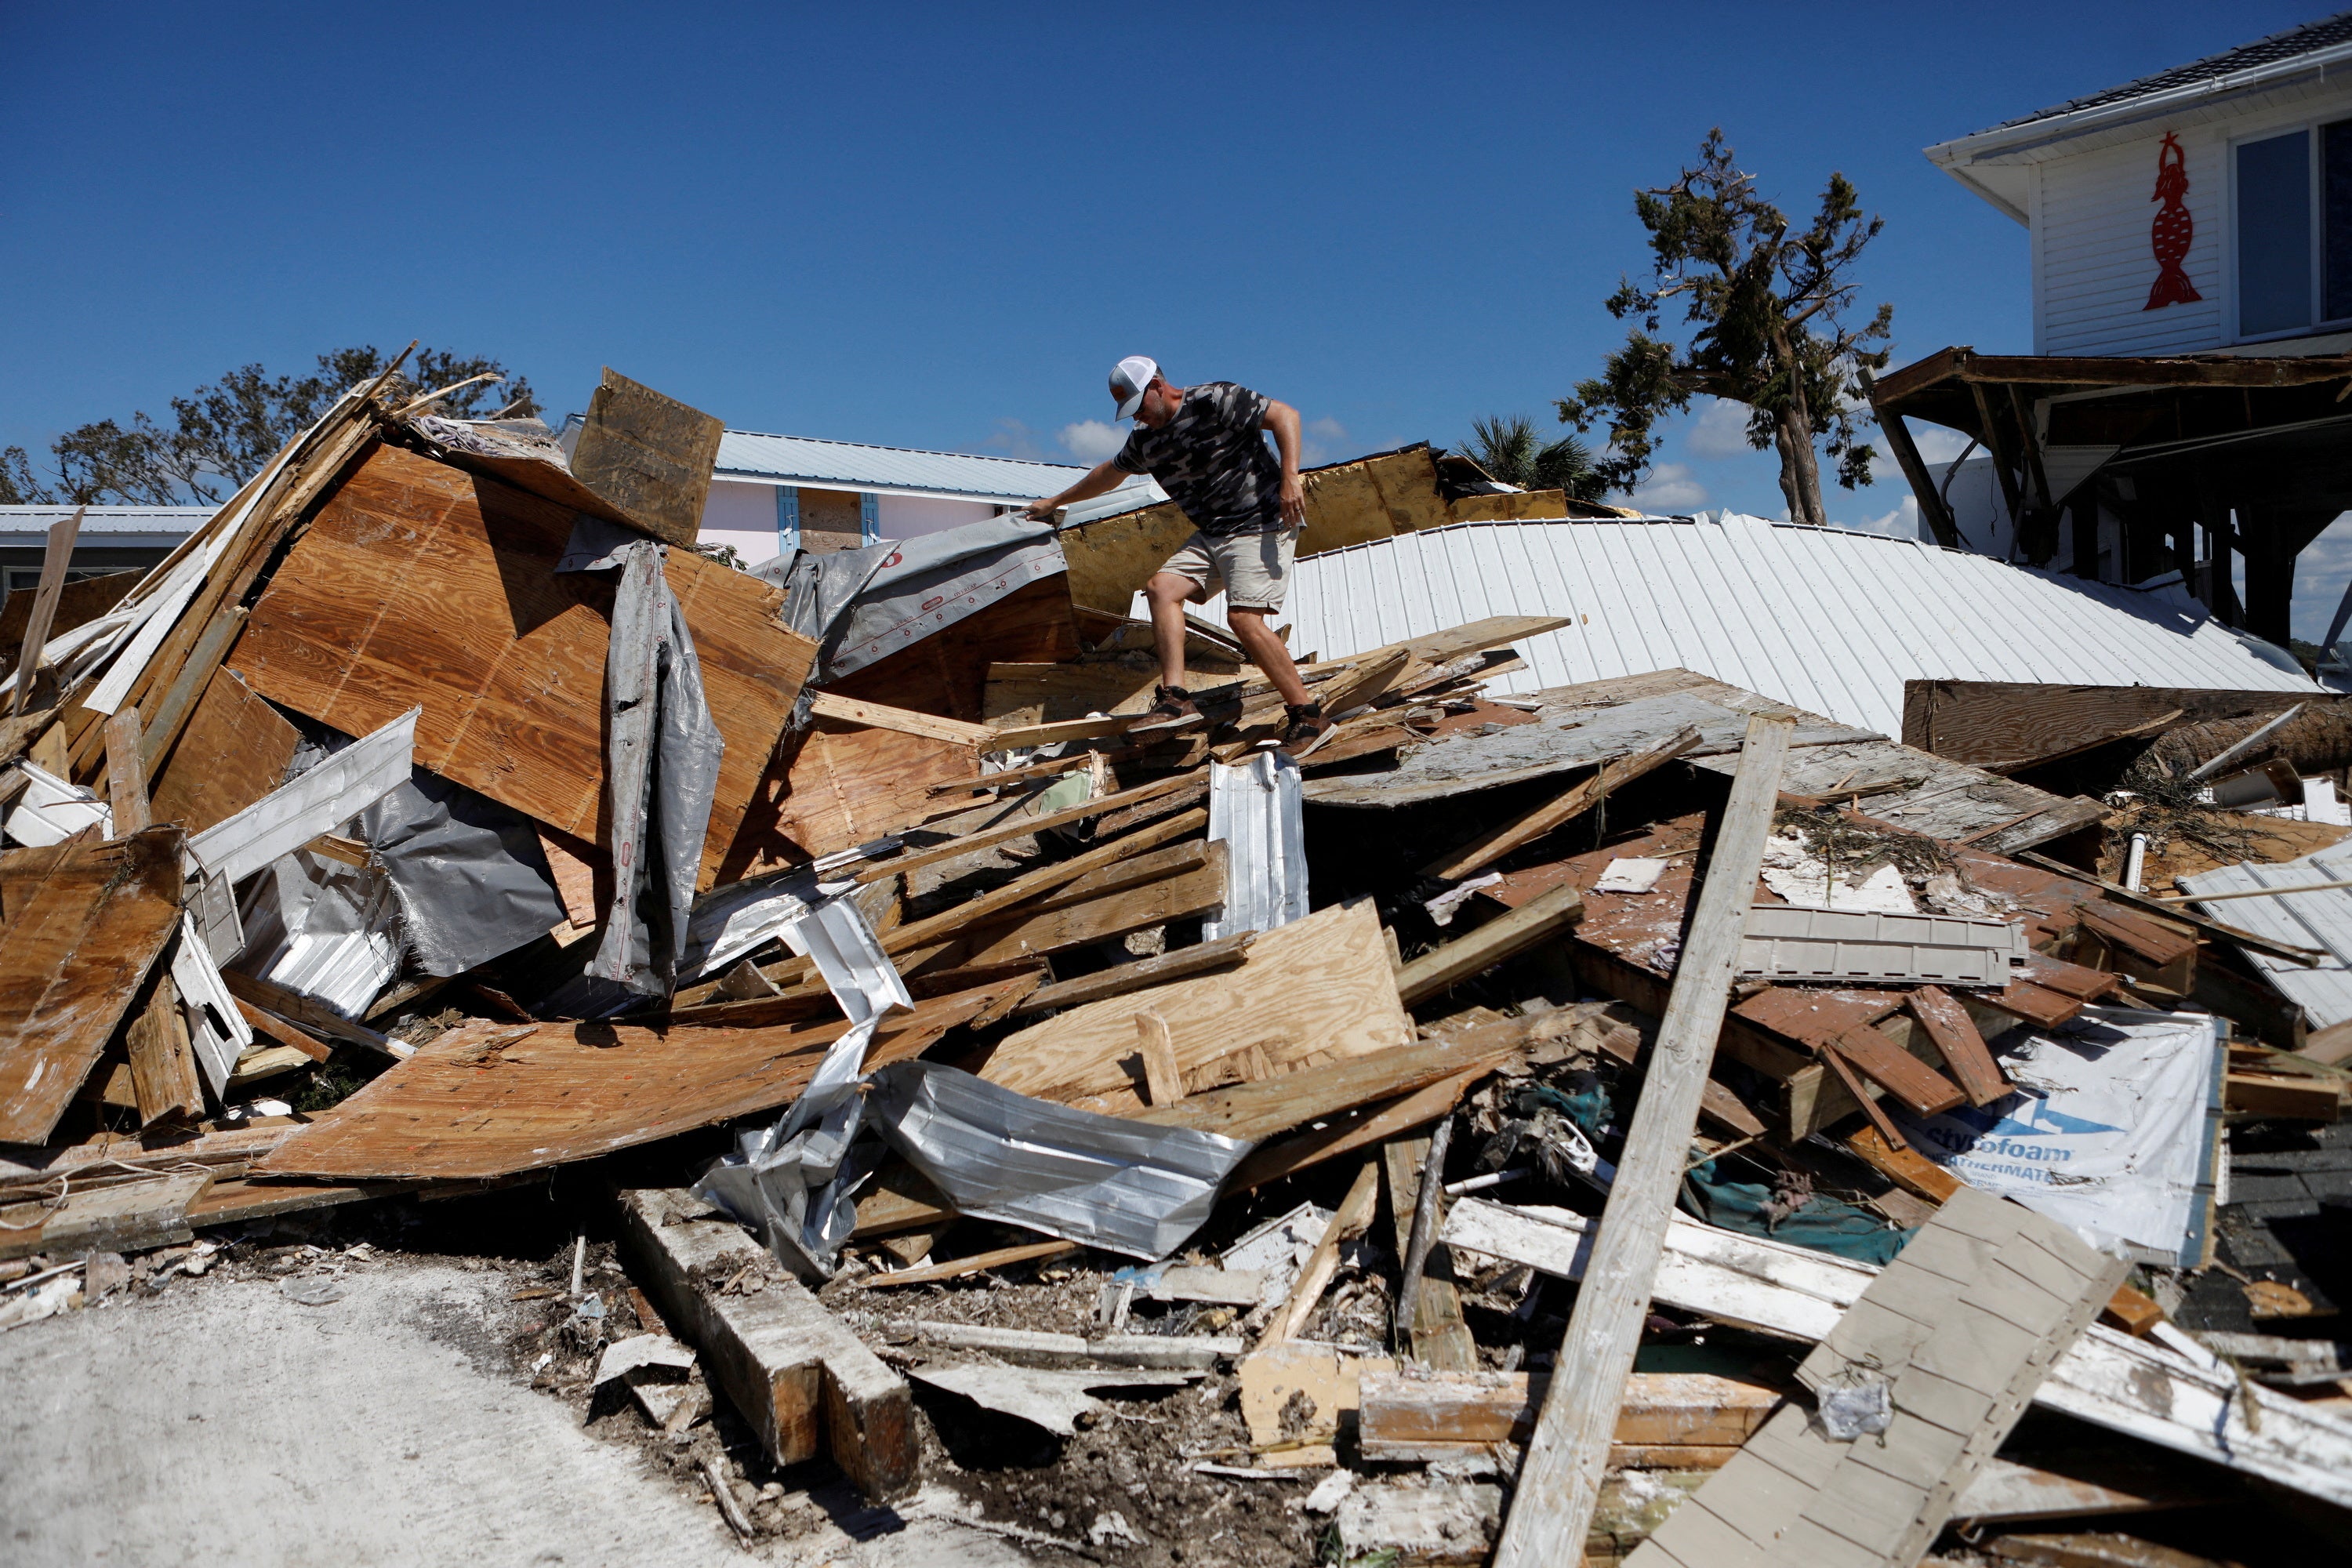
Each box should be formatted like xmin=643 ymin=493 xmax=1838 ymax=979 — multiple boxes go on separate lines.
xmin=860 ymin=492 xmax=881 ymax=545
xmin=776 ymin=485 xmax=800 ymax=555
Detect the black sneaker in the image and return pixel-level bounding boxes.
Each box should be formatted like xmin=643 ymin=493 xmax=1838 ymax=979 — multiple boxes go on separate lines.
xmin=1277 ymin=701 xmax=1334 ymax=758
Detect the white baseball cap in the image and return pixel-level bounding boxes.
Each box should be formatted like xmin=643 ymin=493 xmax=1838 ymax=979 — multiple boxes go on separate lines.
xmin=1110 ymin=356 xmax=1160 ymax=420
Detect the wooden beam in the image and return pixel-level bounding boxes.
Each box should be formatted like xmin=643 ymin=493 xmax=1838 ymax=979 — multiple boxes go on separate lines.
xmin=101 ymin=707 xmax=152 ymax=834
xmin=1490 ymin=714 xmax=1791 ymax=1568
xmin=942 ymin=840 xmax=1228 ymax=969
xmin=1823 ymin=1041 xmax=1915 ymax=1150
xmin=1396 ymin=883 xmax=1583 ymax=1007
xmin=1421 ymin=725 xmax=1700 ymax=882
xmin=10 ymin=507 xmax=81 ymax=715
xmin=805 ymin=690 xmax=992 ymax=746
xmin=136 ymin=605 xmax=249 ymax=775
xmin=231 ymin=996 xmax=333 ymax=1062
xmin=123 ymin=970 xmax=203 ymax=1126
xmin=1860 ymin=366 xmax=1962 ymax=549
xmin=1845 ymin=1123 xmax=1961 ymax=1201
xmin=1358 ymin=1369 xmax=1781 ymax=1461
xmin=1132 ymin=1010 xmax=1183 ymax=1105
xmin=220 ymin=970 xmax=402 ymax=1058
xmin=1828 ymin=1022 xmax=1966 ymax=1116
xmin=850 ymin=768 xmax=1206 ymax=885
xmin=1010 ymin=931 xmax=1254 ymax=1014
xmin=1386 ymin=1132 xmax=1477 ymax=1370
xmin=1909 ymin=985 xmax=2008 ymax=1107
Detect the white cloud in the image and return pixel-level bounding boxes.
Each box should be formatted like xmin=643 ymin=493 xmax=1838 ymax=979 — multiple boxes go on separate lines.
xmin=1903 ymin=419 xmax=1973 ymax=466
xmin=982 ymin=418 xmax=1048 ymax=462
xmin=1301 ymin=416 xmax=1349 ymax=466
xmin=1060 ymin=419 xmax=1125 ymax=463
xmin=1838 ymin=495 xmax=1920 ymax=539
xmin=1308 ymin=416 xmax=1348 ymax=442
xmin=1685 ymin=398 xmax=1754 ymax=459
xmin=1628 ymin=463 xmax=1708 ymax=513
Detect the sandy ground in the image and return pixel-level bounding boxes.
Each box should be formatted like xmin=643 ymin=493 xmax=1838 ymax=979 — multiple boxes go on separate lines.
xmin=0 ymin=1258 xmax=1036 ymax=1568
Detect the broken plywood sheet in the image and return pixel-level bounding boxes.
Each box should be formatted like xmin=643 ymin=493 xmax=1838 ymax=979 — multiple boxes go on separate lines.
xmin=0 ymin=827 xmax=186 ymax=1145
xmin=763 ymin=715 xmax=979 ymax=864
xmin=976 ymin=899 xmax=1414 ymax=1116
xmin=253 ymin=978 xmax=1016 ymax=1181
xmin=228 ymin=443 xmax=815 ymax=888
xmin=1305 ymin=688 xmax=1872 ymax=808
xmin=146 ymin=667 xmax=299 ymax=835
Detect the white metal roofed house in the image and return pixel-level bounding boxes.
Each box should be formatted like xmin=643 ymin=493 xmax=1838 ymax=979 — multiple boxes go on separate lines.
xmin=691 ymin=430 xmax=1158 ymax=566
xmin=0 ymin=504 xmax=217 ymax=594
xmin=1187 ymin=512 xmax=2322 ymax=741
xmin=1869 ymin=13 xmax=2352 ymax=654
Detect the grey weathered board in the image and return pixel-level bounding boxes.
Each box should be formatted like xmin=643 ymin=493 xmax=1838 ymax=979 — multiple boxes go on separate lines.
xmin=1305 ymin=690 xmax=1872 ymax=808
xmin=1624 ymin=1187 xmax=2127 ymax=1568
xmin=1903 ymin=680 xmax=2314 ymax=768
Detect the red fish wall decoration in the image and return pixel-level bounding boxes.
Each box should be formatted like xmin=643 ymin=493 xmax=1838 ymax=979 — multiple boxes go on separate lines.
xmin=2146 ymin=132 xmax=2202 ymax=310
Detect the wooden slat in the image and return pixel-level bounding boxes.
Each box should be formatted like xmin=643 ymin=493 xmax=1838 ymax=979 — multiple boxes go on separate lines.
xmin=1359 ymin=1370 xmax=1780 ymax=1457
xmin=1846 ymin=1123 xmax=1962 ymax=1201
xmin=1263 ymin=1160 xmax=1381 ymax=1344
xmin=228 ymin=443 xmax=816 ymax=888
xmin=1009 ymin=931 xmax=1254 ymax=1014
xmin=849 ymin=768 xmax=1205 ymax=885
xmin=1396 ymin=883 xmax=1583 ymax=1006
xmin=135 ymin=604 xmax=249 ymax=777
xmin=1421 ymin=724 xmax=1700 ymax=882
xmin=1824 ymin=1041 xmax=1915 ymax=1151
xmin=124 ymin=970 xmax=203 ymax=1125
xmin=1385 ymin=1134 xmax=1479 ymax=1370
xmin=9 ymin=508 xmax=81 ymax=714
xmin=0 ymin=827 xmax=186 ymax=1144
xmin=1909 ymin=985 xmax=2008 ymax=1107
xmin=804 ymin=690 xmax=993 ymax=746
xmin=1828 ymin=1022 xmax=1967 ymax=1116
xmin=765 ymin=715 xmax=982 ymax=866
xmin=1492 ymin=715 xmax=1792 ymax=1568
xmin=232 ymin=996 xmax=334 ymax=1062
xmin=942 ymin=841 xmax=1226 ymax=970
xmin=101 ymin=707 xmax=152 ymax=833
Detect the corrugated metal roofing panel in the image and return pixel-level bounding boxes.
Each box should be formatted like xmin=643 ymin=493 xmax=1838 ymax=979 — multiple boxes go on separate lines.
xmin=2180 ymin=840 xmax=2352 ymax=1029
xmin=0 ymin=504 xmax=216 ymax=536
xmin=1201 ymin=516 xmax=2318 ymax=739
xmin=714 ymin=430 xmax=1084 ymax=501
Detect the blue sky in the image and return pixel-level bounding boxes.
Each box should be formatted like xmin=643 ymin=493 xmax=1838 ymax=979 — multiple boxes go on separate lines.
xmin=5 ymin=2 xmax=2347 ymax=626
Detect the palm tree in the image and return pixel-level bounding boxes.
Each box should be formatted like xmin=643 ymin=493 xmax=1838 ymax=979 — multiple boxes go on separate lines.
xmin=1461 ymin=414 xmax=1606 ymax=501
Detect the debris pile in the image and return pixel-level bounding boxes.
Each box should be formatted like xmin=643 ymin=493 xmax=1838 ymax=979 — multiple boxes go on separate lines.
xmin=6 ymin=356 xmax=2352 ymax=1567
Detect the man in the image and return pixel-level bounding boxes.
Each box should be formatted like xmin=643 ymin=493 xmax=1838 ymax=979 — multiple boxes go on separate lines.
xmin=1025 ymin=358 xmax=1330 ymax=754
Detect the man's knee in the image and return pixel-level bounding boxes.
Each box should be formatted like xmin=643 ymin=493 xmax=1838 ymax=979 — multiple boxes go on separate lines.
xmin=1145 ymin=572 xmax=1196 ymax=604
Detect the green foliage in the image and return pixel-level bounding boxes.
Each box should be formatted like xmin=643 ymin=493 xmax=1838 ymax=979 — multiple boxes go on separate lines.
xmin=1461 ymin=414 xmax=1606 ymax=500
xmin=1558 ymin=129 xmax=1893 ymax=524
xmin=9 ymin=345 xmax=538 ymax=506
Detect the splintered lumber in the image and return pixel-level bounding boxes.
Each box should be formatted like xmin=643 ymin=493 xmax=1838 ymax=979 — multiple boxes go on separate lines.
xmin=144 ymin=666 xmax=299 ymax=835
xmin=1010 ymin=930 xmax=1254 ymax=1014
xmin=1396 ymin=882 xmax=1584 ymax=1007
xmin=253 ymin=978 xmax=1018 ymax=1181
xmin=615 ymin=1188 xmax=915 ymax=1500
xmin=229 ymin=443 xmax=816 ymax=888
xmin=1492 ymin=714 xmax=1792 ymax=1568
xmin=1388 ymin=1128 xmax=1478 ymax=1370
xmin=123 ymin=970 xmax=203 ymax=1126
xmin=978 ymin=898 xmax=1414 ymax=1116
xmin=9 ymin=507 xmax=82 ymax=714
xmin=231 ymin=996 xmax=332 ymax=1062
xmin=1264 ymin=1159 xmax=1381 ymax=1345
xmin=863 ymin=1238 xmax=1078 ymax=1287
xmin=804 ymin=690 xmax=993 ymax=746
xmin=1132 ymin=1010 xmax=1184 ymax=1105
xmin=1226 ymin=1064 xmax=1492 ymax=1192
xmin=0 ymin=1167 xmax=214 ymax=1262
xmin=1908 ymin=985 xmax=2008 ymax=1106
xmin=1828 ymin=1022 xmax=1966 ymax=1116
xmin=1421 ymin=724 xmax=1702 ymax=881
xmin=220 ymin=971 xmax=401 ymax=1058
xmin=1444 ymin=1198 xmax=2352 ymax=1511
xmin=1624 ymin=1188 xmax=2127 ymax=1568
xmin=942 ymin=839 xmax=1228 ymax=968
xmin=851 ymin=768 xmax=1207 ymax=885
xmin=1357 ymin=1370 xmax=1782 ymax=1462
xmin=564 ymin=368 xmax=725 ymax=547
xmin=101 ymin=708 xmax=151 ymax=833
xmin=0 ymin=827 xmax=187 ymax=1145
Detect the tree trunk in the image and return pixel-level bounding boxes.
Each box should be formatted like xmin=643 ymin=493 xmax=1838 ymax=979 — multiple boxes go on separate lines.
xmin=1765 ymin=325 xmax=1828 ymax=526
xmin=2147 ymin=702 xmax=2352 ymax=779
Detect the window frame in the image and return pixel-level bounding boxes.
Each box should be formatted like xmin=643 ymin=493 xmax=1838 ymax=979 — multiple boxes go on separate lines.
xmin=2227 ymin=113 xmax=2352 ymax=343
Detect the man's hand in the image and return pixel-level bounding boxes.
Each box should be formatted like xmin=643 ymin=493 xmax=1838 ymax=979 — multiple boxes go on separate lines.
xmin=1022 ymin=498 xmax=1059 ymax=523
xmin=1279 ymin=474 xmax=1305 ymax=527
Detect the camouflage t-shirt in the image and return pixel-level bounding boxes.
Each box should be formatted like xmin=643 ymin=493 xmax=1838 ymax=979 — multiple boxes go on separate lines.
xmin=1112 ymin=382 xmax=1283 ymax=537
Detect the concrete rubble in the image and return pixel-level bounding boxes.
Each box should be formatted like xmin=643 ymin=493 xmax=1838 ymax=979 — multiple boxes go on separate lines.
xmin=6 ymin=356 xmax=2352 ymax=1568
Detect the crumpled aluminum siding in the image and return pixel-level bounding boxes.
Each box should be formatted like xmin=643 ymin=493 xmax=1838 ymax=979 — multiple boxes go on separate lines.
xmin=714 ymin=430 xmax=1083 ymax=502
xmin=1218 ymin=516 xmax=2319 ymax=740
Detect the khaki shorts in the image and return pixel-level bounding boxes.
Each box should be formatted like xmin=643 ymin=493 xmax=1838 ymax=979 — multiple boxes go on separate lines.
xmin=1156 ymin=525 xmax=1300 ymax=612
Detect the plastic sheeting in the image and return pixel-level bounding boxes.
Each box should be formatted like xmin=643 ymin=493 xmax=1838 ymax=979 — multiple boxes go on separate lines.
xmin=862 ymin=1060 xmax=1251 ymax=1261
xmin=234 ymin=849 xmax=404 ymax=1020
xmin=1203 ymin=751 xmax=1306 ymax=940
xmin=757 ymin=541 xmax=895 ymax=681
xmin=1888 ymin=1007 xmax=2225 ymax=1267
xmin=362 ymin=770 xmax=569 ymax=978
xmin=825 ymin=513 xmax=1066 ymax=678
xmin=558 ymin=517 xmax=724 ymax=996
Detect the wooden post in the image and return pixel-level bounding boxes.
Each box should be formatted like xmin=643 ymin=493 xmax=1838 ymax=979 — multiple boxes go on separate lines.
xmin=1489 ymin=714 xmax=1792 ymax=1568
xmin=1858 ymin=368 xmax=1961 ymax=549
xmin=11 ymin=506 xmax=82 ymax=714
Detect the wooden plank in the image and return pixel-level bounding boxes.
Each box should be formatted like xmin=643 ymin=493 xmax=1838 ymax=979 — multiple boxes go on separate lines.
xmin=253 ymin=978 xmax=1018 ymax=1181
xmin=1263 ymin=1160 xmax=1381 ymax=1345
xmin=1132 ymin=1010 xmax=1184 ymax=1105
xmin=1909 ymin=985 xmax=2008 ymax=1107
xmin=124 ymin=970 xmax=203 ymax=1125
xmin=862 ymin=1239 xmax=1078 ymax=1286
xmin=851 ymin=768 xmax=1205 ymax=886
xmin=0 ymin=826 xmax=186 ymax=1144
xmin=1492 ymin=714 xmax=1791 ymax=1568
xmin=985 ymin=711 xmax=1152 ymax=751
xmin=101 ymin=707 xmax=152 ymax=833
xmin=1358 ymin=1370 xmax=1781 ymax=1459
xmin=982 ymin=659 xmax=1163 ymax=725
xmin=1385 ymin=1134 xmax=1479 ymax=1370
xmin=764 ymin=714 xmax=982 ymax=866
xmin=227 ymin=443 xmax=816 ymax=888
xmin=144 ymin=667 xmax=299 ymax=835
xmin=1396 ymin=883 xmax=1584 ymax=1007
xmin=1010 ymin=931 xmax=1254 ymax=1014
xmin=232 ymin=996 xmax=333 ymax=1062
xmin=10 ymin=507 xmax=81 ymax=714
xmin=1828 ymin=1022 xmax=1966 ymax=1116
xmin=564 ymin=368 xmax=724 ymax=547
xmin=941 ymin=840 xmax=1226 ymax=970
xmin=134 ymin=604 xmax=249 ymax=779
xmin=0 ymin=1168 xmax=212 ymax=1262
xmin=0 ymin=567 xmax=132 ymax=674
xmin=1422 ymin=724 xmax=1701 ymax=881
xmin=804 ymin=690 xmax=993 ymax=746
xmin=976 ymin=899 xmax=1414 ymax=1118
xmin=615 ymin=1188 xmax=916 ymax=1500
xmin=220 ymin=971 xmax=401 ymax=1058
xmin=1903 ymin=681 xmax=2310 ymax=768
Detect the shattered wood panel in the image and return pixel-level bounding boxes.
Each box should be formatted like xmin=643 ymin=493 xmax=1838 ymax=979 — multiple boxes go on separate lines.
xmin=1903 ymin=681 xmax=2310 ymax=767
xmin=1058 ymin=501 xmax=1198 ymax=617
xmin=823 ymin=575 xmax=1081 ymax=723
xmin=982 ymin=659 xmax=1165 ymax=725
xmin=566 ymin=368 xmax=724 ymax=548
xmin=146 ymin=668 xmax=298 ymax=835
xmin=975 ymin=898 xmax=1413 ymax=1117
xmin=1300 ymin=458 xmax=1399 ymax=553
xmin=228 ymin=444 xmax=814 ymax=887
xmin=252 ymin=978 xmax=1015 ymax=1181
xmin=760 ymin=717 xmax=979 ymax=866
xmin=1450 ymin=489 xmax=1570 ymax=523
xmin=0 ymin=569 xmax=137 ymax=670
xmin=0 ymin=827 xmax=186 ymax=1145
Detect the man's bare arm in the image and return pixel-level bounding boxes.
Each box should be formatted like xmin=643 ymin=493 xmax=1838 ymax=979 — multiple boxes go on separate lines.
xmin=1022 ymin=459 xmax=1127 ymax=521
xmin=1261 ymin=399 xmax=1305 ymax=526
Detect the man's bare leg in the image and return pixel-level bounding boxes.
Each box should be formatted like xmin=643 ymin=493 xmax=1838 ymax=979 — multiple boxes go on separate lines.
xmin=1226 ymin=608 xmax=1309 ymax=706
xmin=1145 ymin=571 xmax=1196 ymax=693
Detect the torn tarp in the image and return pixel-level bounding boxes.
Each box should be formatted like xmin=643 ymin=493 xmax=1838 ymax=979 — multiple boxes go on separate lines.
xmin=756 ymin=541 xmax=895 ymax=677
xmin=862 ymin=1060 xmax=1251 ymax=1261
xmin=362 ymin=770 xmax=569 ymax=977
xmin=825 ymin=513 xmax=1065 ymax=678
xmin=558 ymin=517 xmax=724 ymax=996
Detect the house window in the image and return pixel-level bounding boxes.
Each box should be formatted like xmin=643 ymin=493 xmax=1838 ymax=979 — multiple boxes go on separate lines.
xmin=2234 ymin=117 xmax=2352 ymax=337
xmin=859 ymin=492 xmax=880 ymax=546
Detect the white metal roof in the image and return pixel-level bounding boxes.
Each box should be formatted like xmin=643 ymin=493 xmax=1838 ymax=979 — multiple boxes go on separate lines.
xmin=713 ymin=430 xmax=1085 ymax=503
xmin=1208 ymin=514 xmax=2320 ymax=740
xmin=0 ymin=504 xmax=216 ymax=537
xmin=2180 ymin=838 xmax=2352 ymax=1029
